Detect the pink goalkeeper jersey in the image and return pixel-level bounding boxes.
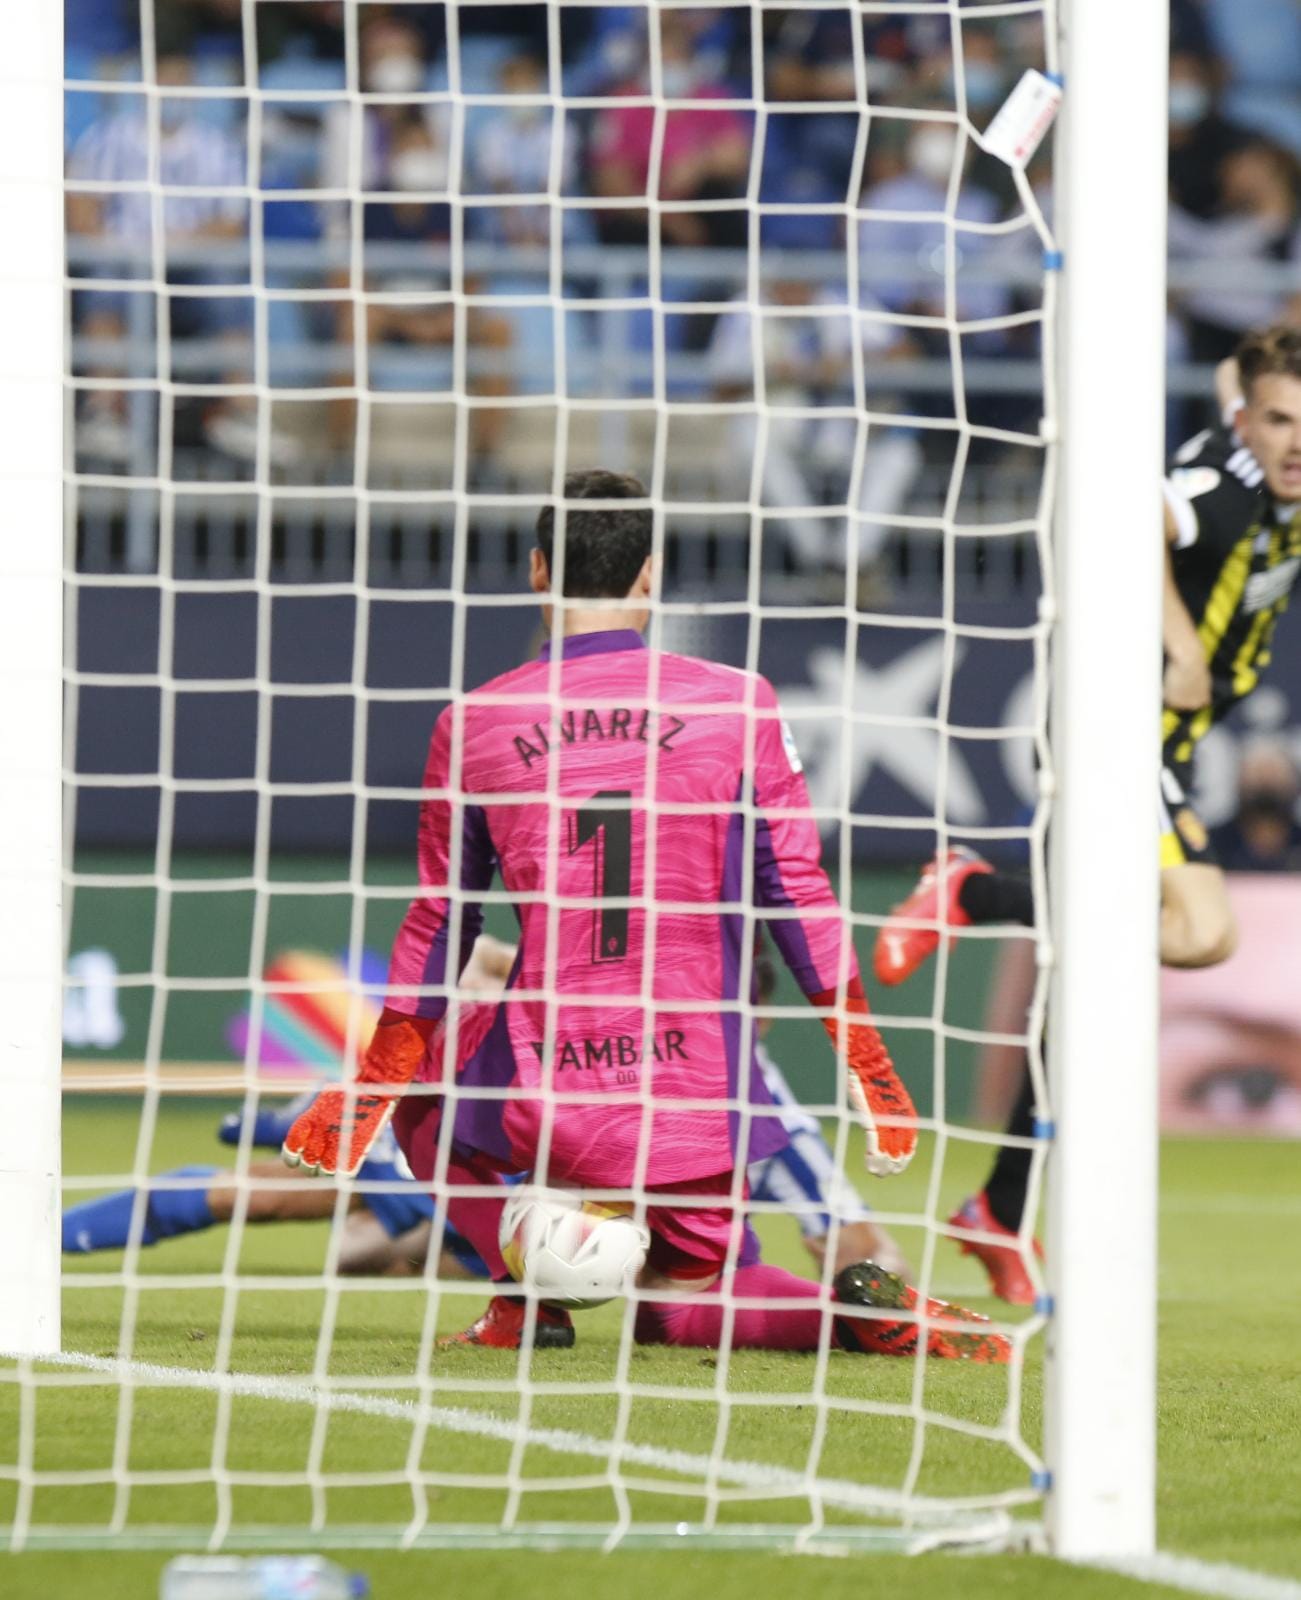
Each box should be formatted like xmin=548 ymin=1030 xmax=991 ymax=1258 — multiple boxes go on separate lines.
xmin=387 ymin=629 xmax=859 ymax=1187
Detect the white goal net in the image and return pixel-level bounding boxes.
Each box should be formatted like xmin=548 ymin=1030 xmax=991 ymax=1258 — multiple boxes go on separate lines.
xmin=0 ymin=0 xmax=1134 ymax=1559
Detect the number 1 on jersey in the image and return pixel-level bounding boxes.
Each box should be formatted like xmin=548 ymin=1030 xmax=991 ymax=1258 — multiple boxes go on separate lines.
xmin=567 ymin=790 xmax=632 ymax=962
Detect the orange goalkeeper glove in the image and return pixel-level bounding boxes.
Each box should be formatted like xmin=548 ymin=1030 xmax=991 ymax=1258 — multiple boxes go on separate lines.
xmin=281 ymin=1011 xmax=433 ymax=1178
xmin=813 ymin=979 xmax=917 ymax=1177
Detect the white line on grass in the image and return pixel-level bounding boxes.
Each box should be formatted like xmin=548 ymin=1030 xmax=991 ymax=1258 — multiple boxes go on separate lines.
xmin=12 ymin=1355 xmax=1299 ymax=1591
xmin=25 ymin=1348 xmax=1012 ymax=1537
xmin=1087 ymin=1554 xmax=1301 ymax=1600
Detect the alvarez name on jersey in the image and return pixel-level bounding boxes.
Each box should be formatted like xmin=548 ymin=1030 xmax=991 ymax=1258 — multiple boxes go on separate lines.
xmin=1162 ymin=424 xmax=1301 ymax=766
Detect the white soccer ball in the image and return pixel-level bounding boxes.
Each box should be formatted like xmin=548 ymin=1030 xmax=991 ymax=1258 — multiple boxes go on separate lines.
xmin=499 ymin=1188 xmax=650 ymax=1310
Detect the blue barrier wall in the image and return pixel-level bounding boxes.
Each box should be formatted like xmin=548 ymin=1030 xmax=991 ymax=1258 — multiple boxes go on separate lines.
xmin=73 ymin=585 xmax=1301 ymax=858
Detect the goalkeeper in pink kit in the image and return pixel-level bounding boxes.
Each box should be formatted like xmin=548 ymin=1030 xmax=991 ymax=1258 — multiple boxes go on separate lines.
xmin=284 ymin=470 xmax=1007 ymax=1362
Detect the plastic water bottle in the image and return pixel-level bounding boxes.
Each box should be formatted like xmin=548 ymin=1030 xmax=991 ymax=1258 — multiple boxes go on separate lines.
xmin=160 ymin=1556 xmax=369 ymax=1600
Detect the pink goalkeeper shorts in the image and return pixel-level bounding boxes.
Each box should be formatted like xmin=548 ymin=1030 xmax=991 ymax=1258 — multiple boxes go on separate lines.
xmin=642 ymin=1171 xmax=761 ymax=1284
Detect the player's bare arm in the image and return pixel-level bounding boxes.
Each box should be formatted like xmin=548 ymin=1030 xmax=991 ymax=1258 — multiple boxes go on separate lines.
xmin=1215 ymin=356 xmax=1243 ymax=425
xmin=1162 ymin=501 xmax=1212 ymax=713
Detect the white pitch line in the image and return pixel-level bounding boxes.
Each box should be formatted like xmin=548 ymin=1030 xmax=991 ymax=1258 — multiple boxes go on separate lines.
xmin=13 ymin=1356 xmax=1297 ymax=1594
xmin=21 ymin=1349 xmax=1011 ymax=1536
xmin=1087 ymin=1554 xmax=1301 ymax=1600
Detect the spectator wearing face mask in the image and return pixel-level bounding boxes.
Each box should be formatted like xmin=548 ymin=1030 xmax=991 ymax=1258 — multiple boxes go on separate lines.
xmin=1169 ymin=140 xmax=1301 ymax=366
xmin=66 ymin=51 xmax=257 ymax=466
xmin=706 ymin=274 xmax=920 ymax=582
xmin=1210 ymin=741 xmax=1301 ymax=874
xmin=588 ymin=10 xmax=752 ymax=248
xmin=762 ymin=5 xmax=947 ymax=105
xmin=361 ymin=111 xmax=452 ymax=264
xmin=467 ymin=53 xmax=578 ymax=248
xmin=320 ymin=15 xmax=449 ymax=200
xmin=1167 ymin=49 xmax=1255 ymax=222
xmin=563 ymin=6 xmax=646 ymax=97
xmin=856 ymin=119 xmax=1006 ymax=337
xmin=948 ymin=32 xmax=1022 ymax=213
xmin=326 ymin=112 xmax=513 ymax=475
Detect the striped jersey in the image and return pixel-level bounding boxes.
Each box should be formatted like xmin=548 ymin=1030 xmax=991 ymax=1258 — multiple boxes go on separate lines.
xmin=1162 ymin=426 xmax=1301 ymax=762
xmin=386 ymin=629 xmax=859 ymax=1188
xmin=67 ymin=111 xmax=247 ymax=242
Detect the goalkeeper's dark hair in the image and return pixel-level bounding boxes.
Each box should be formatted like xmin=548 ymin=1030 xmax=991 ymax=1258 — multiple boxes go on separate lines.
xmin=1237 ymin=324 xmax=1301 ymax=400
xmin=535 ymin=470 xmax=653 ymax=599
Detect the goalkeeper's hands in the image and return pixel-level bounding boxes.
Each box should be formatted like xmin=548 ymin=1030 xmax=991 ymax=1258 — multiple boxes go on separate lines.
xmin=282 ymin=1011 xmax=431 ymax=1178
xmin=281 ymin=1086 xmax=393 ymax=1180
xmin=814 ymin=981 xmax=917 ymax=1177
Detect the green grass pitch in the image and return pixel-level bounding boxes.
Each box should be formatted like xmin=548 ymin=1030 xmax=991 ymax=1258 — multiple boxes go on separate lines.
xmin=2 ymin=1104 xmax=1297 ymax=1599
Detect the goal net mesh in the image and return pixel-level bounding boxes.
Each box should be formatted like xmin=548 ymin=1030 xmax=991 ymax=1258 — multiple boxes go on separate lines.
xmin=13 ymin=0 xmax=1060 ymax=1554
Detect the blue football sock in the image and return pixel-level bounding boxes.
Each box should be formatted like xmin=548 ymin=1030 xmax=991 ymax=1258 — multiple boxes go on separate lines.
xmin=145 ymin=1165 xmax=218 ymax=1240
xmin=62 ymin=1166 xmax=218 ymax=1253
xmin=63 ymin=1188 xmax=140 ymax=1253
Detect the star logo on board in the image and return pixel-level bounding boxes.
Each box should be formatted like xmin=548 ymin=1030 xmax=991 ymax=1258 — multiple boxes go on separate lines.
xmin=778 ymin=639 xmax=984 ymax=832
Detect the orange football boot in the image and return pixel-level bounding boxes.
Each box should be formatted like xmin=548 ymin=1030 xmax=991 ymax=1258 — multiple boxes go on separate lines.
xmin=441 ymin=1295 xmax=575 ymax=1350
xmin=949 ymin=1191 xmax=1043 ymax=1308
xmin=833 ymin=1261 xmax=1011 ymax=1364
xmin=873 ymin=848 xmax=994 ymax=986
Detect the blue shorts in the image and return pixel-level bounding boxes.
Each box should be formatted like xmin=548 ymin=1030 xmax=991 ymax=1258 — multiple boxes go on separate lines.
xmin=354 ymin=1152 xmax=436 ymax=1240
xmin=354 ymin=1132 xmax=487 ymax=1276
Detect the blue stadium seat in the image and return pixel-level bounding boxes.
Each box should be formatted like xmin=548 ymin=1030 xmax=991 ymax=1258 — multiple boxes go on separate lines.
xmin=65 ymin=0 xmax=138 ymax=62
xmin=487 ymin=290 xmax=558 ymax=395
xmin=1204 ymin=0 xmax=1301 ymax=93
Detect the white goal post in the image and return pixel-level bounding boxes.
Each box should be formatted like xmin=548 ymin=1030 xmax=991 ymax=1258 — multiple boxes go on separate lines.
xmin=0 ymin=1 xmax=63 ymax=1359
xmin=1047 ymin=0 xmax=1165 ymax=1560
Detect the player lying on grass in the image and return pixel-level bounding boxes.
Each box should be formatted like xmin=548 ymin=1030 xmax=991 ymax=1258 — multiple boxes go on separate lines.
xmin=59 ymin=933 xmax=528 ymax=1276
xmin=60 ymin=1119 xmax=481 ymax=1278
xmin=867 ymin=323 xmax=1301 ymax=1301
xmin=62 ymin=933 xmax=908 ymax=1280
xmin=282 ymin=469 xmax=1008 ymax=1361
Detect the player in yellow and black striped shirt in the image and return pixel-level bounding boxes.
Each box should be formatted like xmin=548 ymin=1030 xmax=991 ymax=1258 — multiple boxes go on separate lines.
xmin=862 ymin=327 xmax=1301 ymax=1302
xmin=1160 ymin=324 xmax=1301 ymax=966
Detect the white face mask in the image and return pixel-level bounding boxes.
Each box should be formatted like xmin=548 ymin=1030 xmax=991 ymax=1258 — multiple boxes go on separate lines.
xmin=962 ymin=62 xmax=1004 ymax=110
xmin=389 ymin=147 xmax=446 ymax=193
xmin=1168 ymin=81 xmax=1211 ymax=129
xmin=367 ymin=54 xmax=425 ymax=96
xmin=661 ymin=62 xmax=696 ymax=98
xmin=910 ymin=126 xmax=958 ymax=185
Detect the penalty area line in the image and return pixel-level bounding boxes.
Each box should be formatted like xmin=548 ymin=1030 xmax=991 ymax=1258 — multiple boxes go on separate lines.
xmin=1082 ymin=1554 xmax=1301 ymax=1600
xmin=29 ymin=1348 xmax=1009 ymax=1536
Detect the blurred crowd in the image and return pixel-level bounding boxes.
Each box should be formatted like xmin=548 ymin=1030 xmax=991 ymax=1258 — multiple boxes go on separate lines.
xmin=65 ymin=2 xmax=1301 ymax=550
